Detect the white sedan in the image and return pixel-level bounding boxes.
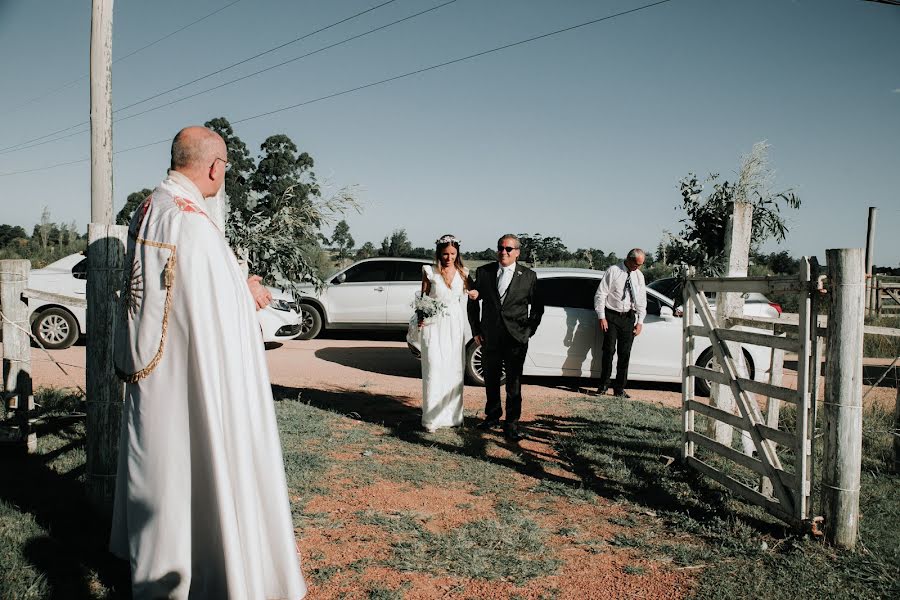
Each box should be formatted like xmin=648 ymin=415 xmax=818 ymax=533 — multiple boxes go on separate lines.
xmin=26 ymin=253 xmax=300 ymax=349
xmin=409 ymin=267 xmax=777 ymax=395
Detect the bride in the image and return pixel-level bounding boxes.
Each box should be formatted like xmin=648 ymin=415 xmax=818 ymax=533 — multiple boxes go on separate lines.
xmin=419 ymin=234 xmax=477 ymax=432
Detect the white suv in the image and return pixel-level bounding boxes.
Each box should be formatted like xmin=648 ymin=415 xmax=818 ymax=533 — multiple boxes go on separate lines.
xmin=293 ymin=257 xmax=431 ymax=339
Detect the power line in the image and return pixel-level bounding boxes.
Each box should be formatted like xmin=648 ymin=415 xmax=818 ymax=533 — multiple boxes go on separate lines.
xmin=1 ymin=0 xmax=246 ymax=116
xmin=116 ymin=0 xmax=402 ymax=115
xmin=0 ymin=0 xmax=456 ymax=156
xmin=232 ymin=0 xmax=677 ymax=125
xmin=0 ymin=0 xmax=677 ymax=178
xmin=0 ymin=0 xmax=401 ymax=155
xmin=113 ymin=2 xmax=459 ymax=126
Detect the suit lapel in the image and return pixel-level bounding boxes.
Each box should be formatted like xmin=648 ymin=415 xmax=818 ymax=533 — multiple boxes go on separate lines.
xmin=502 ymin=264 xmax=524 ymax=304
xmin=485 ymin=262 xmax=502 ymax=305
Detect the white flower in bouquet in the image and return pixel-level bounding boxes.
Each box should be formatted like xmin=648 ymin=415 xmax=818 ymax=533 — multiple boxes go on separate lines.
xmin=412 ymin=293 xmax=448 ymax=322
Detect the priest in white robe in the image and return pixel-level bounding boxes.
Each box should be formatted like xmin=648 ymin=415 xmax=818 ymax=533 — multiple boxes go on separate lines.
xmin=110 ymin=125 xmax=307 ymax=600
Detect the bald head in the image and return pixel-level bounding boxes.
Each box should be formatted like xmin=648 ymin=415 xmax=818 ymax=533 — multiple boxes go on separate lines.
xmin=170 ymin=126 xmax=227 ymax=196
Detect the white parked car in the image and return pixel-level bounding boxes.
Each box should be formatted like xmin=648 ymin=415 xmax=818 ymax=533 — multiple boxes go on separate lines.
xmin=27 ymin=253 xmax=301 ymax=349
xmin=408 ymin=267 xmax=777 ymax=395
xmin=293 ymin=257 xmax=431 ymax=339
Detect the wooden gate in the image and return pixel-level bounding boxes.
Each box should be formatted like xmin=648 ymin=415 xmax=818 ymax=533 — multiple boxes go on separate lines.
xmin=681 ymin=258 xmax=823 ymax=526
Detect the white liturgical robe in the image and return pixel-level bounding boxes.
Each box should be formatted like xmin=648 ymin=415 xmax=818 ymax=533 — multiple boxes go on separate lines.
xmin=110 ymin=171 xmax=307 ymax=600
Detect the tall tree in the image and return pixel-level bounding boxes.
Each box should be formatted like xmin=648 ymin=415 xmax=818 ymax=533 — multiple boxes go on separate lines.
xmin=355 ymin=241 xmax=377 ymax=259
xmin=0 ymin=224 xmax=28 ymax=247
xmin=37 ymin=206 xmax=51 ymax=250
xmin=668 ymin=143 xmax=800 ymax=275
xmin=121 ymin=119 xmax=358 ymax=291
xmin=249 ymin=134 xmax=319 ymax=217
xmin=116 ymin=188 xmax=153 ymax=225
xmin=379 ymin=229 xmax=413 ymax=257
xmin=329 ymin=219 xmax=355 ymax=261
xmin=517 ymin=233 xmax=570 ymax=266
xmin=69 ymin=220 xmax=80 ymax=243
xmin=205 ymin=117 xmax=254 ymax=213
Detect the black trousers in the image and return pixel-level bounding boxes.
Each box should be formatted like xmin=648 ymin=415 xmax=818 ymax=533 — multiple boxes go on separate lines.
xmin=482 ymin=326 xmax=528 ymax=423
xmin=598 ymin=309 xmax=636 ymax=392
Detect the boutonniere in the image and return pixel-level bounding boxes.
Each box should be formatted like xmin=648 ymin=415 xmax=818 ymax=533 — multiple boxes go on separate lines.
xmin=515 ymin=269 xmax=522 ymax=276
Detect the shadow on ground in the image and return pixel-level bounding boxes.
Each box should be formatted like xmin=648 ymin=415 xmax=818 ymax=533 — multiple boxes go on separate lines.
xmin=313 ymin=342 xmax=683 ymax=397
xmin=271 ymin=384 xmax=784 ymax=537
xmin=0 ymin=412 xmax=131 ymax=599
xmin=314 ymin=346 xmax=421 ymax=379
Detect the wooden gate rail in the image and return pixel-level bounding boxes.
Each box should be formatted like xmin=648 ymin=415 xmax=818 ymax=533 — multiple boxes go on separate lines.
xmin=682 ymin=258 xmax=820 ymax=527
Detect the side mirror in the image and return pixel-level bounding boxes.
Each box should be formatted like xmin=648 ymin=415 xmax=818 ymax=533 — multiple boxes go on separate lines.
xmin=332 ymin=273 xmax=347 ymax=285
xmin=660 ymin=306 xmax=675 ymax=321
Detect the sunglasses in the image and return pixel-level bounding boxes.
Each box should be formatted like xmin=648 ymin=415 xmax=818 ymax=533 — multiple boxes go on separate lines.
xmin=497 ymin=246 xmax=519 ymax=253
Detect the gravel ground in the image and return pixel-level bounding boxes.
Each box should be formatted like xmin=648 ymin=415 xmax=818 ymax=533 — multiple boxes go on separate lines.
xmin=11 ymin=333 xmax=687 ymax=412
xmin=10 ymin=334 xmax=897 ymax=412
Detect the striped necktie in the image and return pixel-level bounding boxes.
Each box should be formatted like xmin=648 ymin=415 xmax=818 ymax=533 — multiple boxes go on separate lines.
xmin=622 ymin=273 xmax=635 ymax=306
xmin=497 ymin=268 xmax=511 ymax=301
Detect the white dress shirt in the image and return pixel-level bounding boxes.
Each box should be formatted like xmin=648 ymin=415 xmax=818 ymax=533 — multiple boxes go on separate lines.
xmin=594 ymin=262 xmax=647 ymax=324
xmin=496 ymin=262 xmax=516 ymax=299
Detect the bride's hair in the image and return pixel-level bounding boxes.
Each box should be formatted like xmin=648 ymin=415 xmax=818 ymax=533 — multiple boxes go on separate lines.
xmin=434 ymin=234 xmax=468 ymax=289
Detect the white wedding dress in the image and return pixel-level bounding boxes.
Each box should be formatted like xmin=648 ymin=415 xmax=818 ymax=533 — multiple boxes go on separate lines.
xmin=420 ymin=265 xmax=466 ymax=430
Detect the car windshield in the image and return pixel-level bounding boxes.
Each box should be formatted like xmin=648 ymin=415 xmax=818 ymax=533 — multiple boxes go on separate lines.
xmin=647 ymin=277 xmax=680 ymax=302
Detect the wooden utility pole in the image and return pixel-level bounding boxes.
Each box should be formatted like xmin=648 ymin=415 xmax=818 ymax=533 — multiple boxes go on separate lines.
xmin=864 ymin=207 xmax=876 ymax=316
xmin=822 ymin=248 xmax=864 ymax=550
xmin=0 ymin=260 xmax=35 ymax=452
xmin=86 ymin=0 xmax=125 ymax=514
xmin=708 ymin=201 xmax=753 ymax=451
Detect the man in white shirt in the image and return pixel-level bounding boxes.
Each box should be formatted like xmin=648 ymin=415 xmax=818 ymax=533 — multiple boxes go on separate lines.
xmin=593 ymin=248 xmax=647 ymax=398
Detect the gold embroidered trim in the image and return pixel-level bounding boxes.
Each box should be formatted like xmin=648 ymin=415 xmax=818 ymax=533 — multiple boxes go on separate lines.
xmin=116 ymin=239 xmax=177 ymax=384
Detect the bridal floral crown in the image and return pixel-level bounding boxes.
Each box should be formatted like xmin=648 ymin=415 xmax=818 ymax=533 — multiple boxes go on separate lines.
xmin=435 ymin=235 xmax=460 ymax=246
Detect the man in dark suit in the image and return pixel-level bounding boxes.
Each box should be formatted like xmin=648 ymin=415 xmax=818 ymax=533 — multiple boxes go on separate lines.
xmin=467 ymin=234 xmax=544 ymax=441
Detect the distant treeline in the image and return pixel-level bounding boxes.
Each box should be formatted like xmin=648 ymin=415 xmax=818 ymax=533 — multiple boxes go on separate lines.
xmin=0 ymin=210 xmax=87 ymax=268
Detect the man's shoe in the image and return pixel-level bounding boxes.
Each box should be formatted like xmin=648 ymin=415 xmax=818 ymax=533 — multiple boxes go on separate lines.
xmin=503 ymin=423 xmax=526 ymax=441
xmin=595 ymin=381 xmax=611 ymax=396
xmin=477 ymin=419 xmax=500 ymax=430
xmin=613 ymin=390 xmax=631 ymax=399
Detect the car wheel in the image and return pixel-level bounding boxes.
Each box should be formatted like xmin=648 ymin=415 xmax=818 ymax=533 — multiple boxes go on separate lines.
xmin=296 ymin=303 xmax=323 ymax=340
xmin=694 ymin=347 xmax=755 ymax=397
xmin=465 ymin=343 xmax=506 ymax=387
xmin=32 ymin=308 xmax=79 ymax=350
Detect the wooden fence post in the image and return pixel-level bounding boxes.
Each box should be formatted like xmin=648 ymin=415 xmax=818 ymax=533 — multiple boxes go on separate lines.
xmin=0 ymin=259 xmax=36 ymax=452
xmin=873 ymin=270 xmax=880 ymax=318
xmin=85 ymin=224 xmax=126 ymax=514
xmin=864 ymin=207 xmax=876 ymax=317
xmin=708 ymin=201 xmax=753 ymax=449
xmin=822 ymin=248 xmax=864 ymax=549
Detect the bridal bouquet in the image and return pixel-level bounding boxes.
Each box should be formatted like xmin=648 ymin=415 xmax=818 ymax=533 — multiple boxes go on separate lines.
xmin=412 ymin=293 xmax=448 ymax=323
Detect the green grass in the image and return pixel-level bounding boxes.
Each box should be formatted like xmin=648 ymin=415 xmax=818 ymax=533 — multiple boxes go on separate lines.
xmin=357 ymin=503 xmax=562 ymax=584
xmin=864 ymin=315 xmax=900 ymax=359
xmin=2 ymin=388 xmax=897 ymax=598
xmin=0 ymin=389 xmax=129 ymax=600
xmin=553 ymin=397 xmax=900 ymax=599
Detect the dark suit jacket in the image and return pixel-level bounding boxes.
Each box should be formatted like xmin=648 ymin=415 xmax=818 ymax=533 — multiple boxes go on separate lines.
xmin=467 ymin=261 xmax=544 ymax=346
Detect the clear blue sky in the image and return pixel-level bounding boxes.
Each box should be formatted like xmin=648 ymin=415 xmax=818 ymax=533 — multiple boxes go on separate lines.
xmin=1 ymin=0 xmax=898 ymax=263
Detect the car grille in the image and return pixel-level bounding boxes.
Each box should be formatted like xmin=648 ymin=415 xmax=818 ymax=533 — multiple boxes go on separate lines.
xmin=276 ymin=324 xmax=301 ymax=336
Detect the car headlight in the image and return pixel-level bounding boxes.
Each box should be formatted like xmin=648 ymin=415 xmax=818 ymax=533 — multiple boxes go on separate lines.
xmin=269 ymin=298 xmax=292 ymax=312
